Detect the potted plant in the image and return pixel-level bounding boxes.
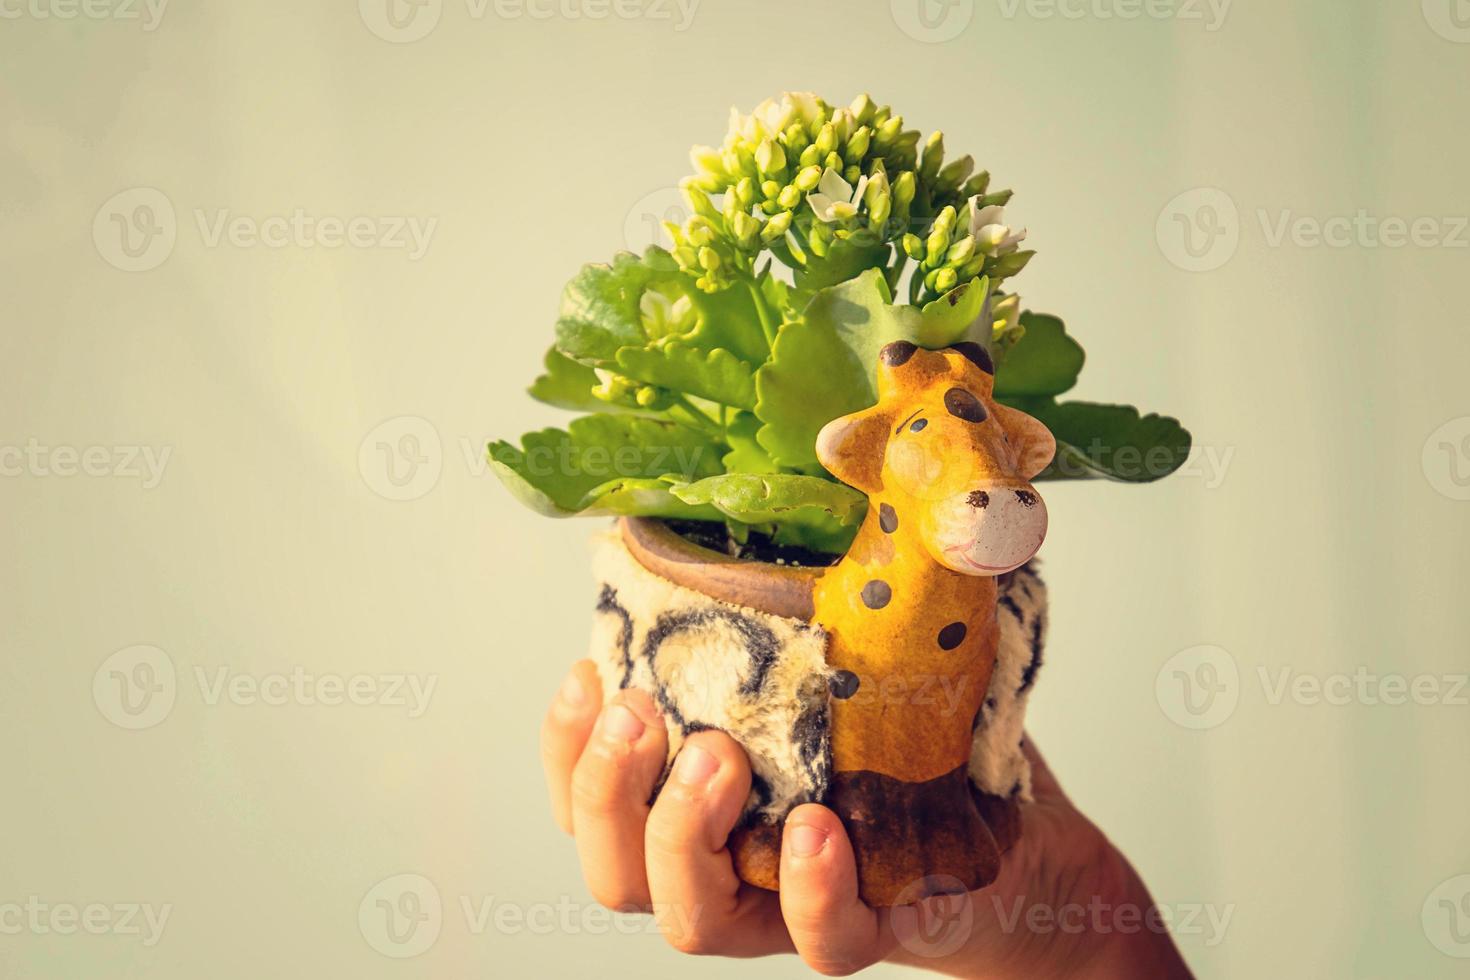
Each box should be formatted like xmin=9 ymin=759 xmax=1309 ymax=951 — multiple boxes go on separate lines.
xmin=489 ymin=92 xmax=1190 ymax=906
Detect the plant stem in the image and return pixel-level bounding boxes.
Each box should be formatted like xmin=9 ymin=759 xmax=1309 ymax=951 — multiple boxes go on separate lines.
xmin=668 ymin=396 xmax=723 ymax=440
xmin=746 ymin=277 xmax=780 ymax=348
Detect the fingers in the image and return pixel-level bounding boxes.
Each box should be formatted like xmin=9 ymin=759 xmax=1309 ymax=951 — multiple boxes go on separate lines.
xmin=540 ymin=660 xmax=603 ymax=835
xmin=779 ymin=803 xmax=894 ymax=976
xmin=569 ymin=688 xmax=669 ymax=911
xmin=644 ymin=731 xmax=792 ymax=958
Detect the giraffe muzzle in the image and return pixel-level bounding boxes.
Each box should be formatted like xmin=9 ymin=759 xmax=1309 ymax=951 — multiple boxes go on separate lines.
xmin=931 ymin=483 xmax=1048 ymax=575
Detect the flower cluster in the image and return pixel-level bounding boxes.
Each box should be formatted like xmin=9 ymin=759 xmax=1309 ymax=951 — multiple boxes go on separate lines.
xmin=665 ymin=92 xmax=1031 ymax=306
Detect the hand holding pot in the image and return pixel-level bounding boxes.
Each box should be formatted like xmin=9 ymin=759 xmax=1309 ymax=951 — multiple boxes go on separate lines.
xmin=541 ymin=660 xmax=1194 ymax=978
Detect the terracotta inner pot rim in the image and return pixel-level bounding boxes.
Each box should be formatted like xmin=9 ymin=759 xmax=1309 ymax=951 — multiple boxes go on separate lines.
xmin=618 ymin=516 xmax=820 ymax=620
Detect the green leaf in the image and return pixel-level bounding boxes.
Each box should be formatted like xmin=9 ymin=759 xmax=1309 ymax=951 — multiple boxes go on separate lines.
xmin=993 ymin=313 xmax=1085 ymax=398
xmin=614 ymin=343 xmax=757 ymax=410
xmin=528 ymin=347 xmax=616 ymax=413
xmin=575 ymin=478 xmax=724 ymax=521
xmin=753 ymin=270 xmax=983 ymax=470
xmin=793 ymin=238 xmax=891 ymax=294
xmin=1000 ymin=398 xmax=1192 ymax=483
xmin=668 ymin=473 xmax=867 ymax=553
xmin=681 ymin=279 xmax=772 ymax=365
xmin=721 ymin=411 xmax=778 ymax=473
xmin=487 ymin=415 xmax=724 ymax=515
xmin=554 ymin=248 xmax=685 ymax=366
xmin=915 ymin=276 xmax=990 ymax=348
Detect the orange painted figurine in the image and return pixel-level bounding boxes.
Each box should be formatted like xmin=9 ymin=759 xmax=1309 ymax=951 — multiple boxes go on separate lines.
xmin=735 ymin=339 xmax=1056 ymax=906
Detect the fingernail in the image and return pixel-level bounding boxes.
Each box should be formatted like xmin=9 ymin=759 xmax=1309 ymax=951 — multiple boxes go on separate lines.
xmin=600 ymin=703 xmax=644 ymax=744
xmin=559 ymin=670 xmax=588 ymax=707
xmin=787 ymin=822 xmax=828 ymax=858
xmin=675 ymin=743 xmax=719 ymax=786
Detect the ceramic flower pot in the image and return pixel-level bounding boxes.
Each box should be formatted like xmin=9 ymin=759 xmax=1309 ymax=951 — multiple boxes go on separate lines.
xmin=588 ymin=513 xmax=1048 ymax=907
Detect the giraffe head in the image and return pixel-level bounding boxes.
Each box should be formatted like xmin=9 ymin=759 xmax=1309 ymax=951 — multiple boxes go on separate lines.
xmin=816 ymin=341 xmax=1056 ymax=575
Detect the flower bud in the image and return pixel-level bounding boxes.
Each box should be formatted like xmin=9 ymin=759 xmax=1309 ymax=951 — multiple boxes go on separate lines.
xmin=756 ymin=139 xmax=786 ymax=176
xmin=794 ymin=165 xmax=823 ymax=192
xmin=815 ymin=122 xmax=837 ymax=156
xmin=919 ymin=131 xmax=945 ymax=183
xmin=760 ymin=210 xmax=794 ymax=242
xmin=937 ymin=154 xmax=974 ymax=191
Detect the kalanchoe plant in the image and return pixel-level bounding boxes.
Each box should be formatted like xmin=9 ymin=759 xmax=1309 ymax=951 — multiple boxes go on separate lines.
xmin=489 ymin=93 xmax=1191 ymax=555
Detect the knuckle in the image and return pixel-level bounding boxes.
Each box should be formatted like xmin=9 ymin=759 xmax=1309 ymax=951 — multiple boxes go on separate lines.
xmin=664 ymin=925 xmax=721 ymax=956
xmin=588 ymin=886 xmax=650 ymax=916
xmin=570 ymin=761 xmax=632 ymax=819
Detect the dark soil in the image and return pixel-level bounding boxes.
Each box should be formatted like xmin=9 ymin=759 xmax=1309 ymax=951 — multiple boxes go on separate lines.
xmin=663 ymin=519 xmax=841 ymax=569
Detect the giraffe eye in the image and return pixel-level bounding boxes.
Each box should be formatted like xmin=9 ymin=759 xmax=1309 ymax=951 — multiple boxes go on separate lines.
xmin=909 ymin=418 xmax=928 ymax=433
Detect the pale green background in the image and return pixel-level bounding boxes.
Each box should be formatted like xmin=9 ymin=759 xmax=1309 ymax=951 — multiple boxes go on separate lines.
xmin=2 ymin=0 xmax=1468 ymax=977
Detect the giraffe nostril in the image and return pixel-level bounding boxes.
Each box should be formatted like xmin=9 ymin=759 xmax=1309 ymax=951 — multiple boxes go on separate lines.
xmin=1014 ymin=489 xmax=1037 ymax=508
xmin=967 ymin=490 xmax=989 ymax=509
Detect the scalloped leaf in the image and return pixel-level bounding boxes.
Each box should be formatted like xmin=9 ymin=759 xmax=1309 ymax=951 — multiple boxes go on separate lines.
xmin=993 ymin=312 xmax=1085 ymax=398
xmin=668 ymin=472 xmax=867 ymax=553
xmin=1000 ymin=398 xmax=1192 ymax=483
xmin=721 ymin=411 xmax=778 ymax=473
xmin=554 ymin=248 xmax=685 ymax=366
xmin=487 ymin=415 xmax=723 ymax=515
xmin=614 ymin=343 xmax=757 ymax=410
xmin=753 ymin=270 xmax=986 ymax=470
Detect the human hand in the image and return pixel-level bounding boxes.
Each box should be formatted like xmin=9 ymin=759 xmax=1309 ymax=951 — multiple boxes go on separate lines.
xmin=541 ymin=659 xmax=1193 ymax=978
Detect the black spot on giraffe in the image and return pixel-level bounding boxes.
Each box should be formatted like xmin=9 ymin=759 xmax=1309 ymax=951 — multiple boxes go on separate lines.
xmin=880 ymin=340 xmax=918 ymax=366
xmin=947 ymin=341 xmax=995 ymax=375
xmin=879 ymin=503 xmax=899 ymax=533
xmin=829 ymin=669 xmax=861 ymax=699
xmin=944 ymin=387 xmax=988 ymax=423
xmin=860 ymin=580 xmax=892 ymax=609
xmin=938 ymin=622 xmax=968 ymax=650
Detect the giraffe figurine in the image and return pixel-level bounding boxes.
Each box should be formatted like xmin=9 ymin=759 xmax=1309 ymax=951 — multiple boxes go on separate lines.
xmin=737 ymin=339 xmax=1057 ymax=906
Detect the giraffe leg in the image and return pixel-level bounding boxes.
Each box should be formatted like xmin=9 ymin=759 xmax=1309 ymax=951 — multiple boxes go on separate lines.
xmin=827 ymin=767 xmax=1003 ymax=907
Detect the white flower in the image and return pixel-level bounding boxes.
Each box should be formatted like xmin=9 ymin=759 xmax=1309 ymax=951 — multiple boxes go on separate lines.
xmin=639 ymin=289 xmax=694 ymax=340
xmin=728 ymin=92 xmax=825 ymax=146
xmin=806 ymin=167 xmax=870 ymax=223
xmin=968 ymin=198 xmax=1027 ymax=256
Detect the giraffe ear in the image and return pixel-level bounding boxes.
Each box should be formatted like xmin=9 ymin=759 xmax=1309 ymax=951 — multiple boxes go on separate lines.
xmin=993 ymin=403 xmax=1056 ymax=480
xmin=816 ymin=407 xmax=893 ymax=494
